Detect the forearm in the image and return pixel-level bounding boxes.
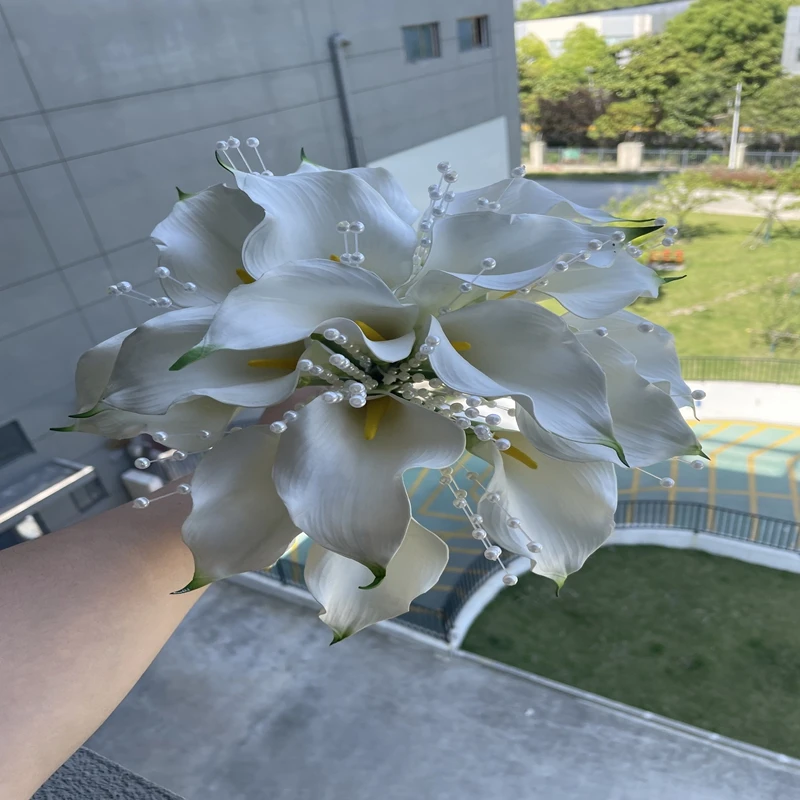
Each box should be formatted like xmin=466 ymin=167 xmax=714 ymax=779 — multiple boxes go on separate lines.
xmin=0 ymin=489 xmax=203 ymax=799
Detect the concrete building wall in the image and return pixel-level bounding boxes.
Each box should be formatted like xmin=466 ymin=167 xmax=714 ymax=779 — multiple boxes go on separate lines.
xmin=0 ymin=0 xmax=519 ymax=511
xmin=782 ymin=6 xmax=800 ymax=75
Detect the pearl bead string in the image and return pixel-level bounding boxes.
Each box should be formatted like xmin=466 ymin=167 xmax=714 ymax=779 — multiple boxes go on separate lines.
xmin=154 ymin=266 xmax=198 ymax=294
xmin=336 ymin=221 xmax=366 ymax=266
xmin=132 ymin=482 xmax=191 ymax=509
xmin=107 ymin=281 xmax=173 ymax=308
xmin=476 ymin=163 xmax=527 ymax=212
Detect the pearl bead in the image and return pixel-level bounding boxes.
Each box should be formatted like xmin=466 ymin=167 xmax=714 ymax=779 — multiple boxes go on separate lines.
xmin=691 ymin=460 xmax=705 ymax=470
xmin=443 ymin=170 xmax=458 ymax=183
xmin=464 ymin=473 xmax=478 ymax=483
xmin=420 ymin=237 xmax=432 ymax=248
xmin=637 ymin=322 xmax=655 ymax=333
xmin=691 ymin=389 xmax=706 ymax=400
xmin=117 ymin=281 xmax=133 ymax=293
xmin=526 ymin=541 xmax=542 ymax=553
xmin=215 ymin=140 xmax=228 ymax=150
xmin=172 ymin=450 xmax=187 ymax=461
xmin=481 ymin=257 xmax=497 ymax=271
xmin=431 ymin=207 xmax=445 ymax=218
xmin=626 ymin=245 xmax=642 ymax=257
xmin=666 ymin=226 xmax=679 ymax=237
xmin=511 ymin=165 xmax=526 ymax=178
xmin=199 ymin=429 xmax=211 ymax=440
xmin=486 ymin=400 xmax=497 ymax=408
xmin=426 ymin=336 xmax=441 ymax=347
xmin=348 ymin=382 xmax=366 ymax=395
xmin=157 ymin=295 xmax=173 ymax=307
xmin=440 ymin=476 xmax=452 ymax=485
xmin=654 ymin=216 xmax=667 ymax=226
xmin=134 ymin=457 xmax=150 ymax=470
xmin=177 ymin=483 xmax=192 ymax=495
xmin=132 ymin=497 xmax=150 ymax=509
xmin=477 ymin=197 xmax=490 ymax=208
xmin=484 ymin=546 xmax=502 ymax=561
xmin=578 ymin=251 xmax=590 ymax=261
xmin=611 ymin=230 xmax=626 ymax=243
xmin=336 ymin=221 xmax=349 ymax=233
xmin=323 ymin=328 xmax=339 ymax=340
xmin=485 ymin=414 xmax=501 ymax=426
xmin=443 ymin=191 xmax=455 ymax=203
xmin=323 ymin=391 xmax=342 ymax=404
xmin=507 ymin=408 xmax=516 ymax=417
xmin=155 ymin=266 xmax=170 ymax=278
xmin=503 ymin=574 xmax=518 ymax=586
xmin=453 ymin=498 xmax=468 ymax=509
xmin=660 ymin=477 xmax=675 ymax=488
xmin=152 ymin=431 xmax=168 ymax=444
xmin=441 ymin=467 xmax=454 ymax=476
xmin=662 ymin=236 xmax=674 ymax=247
xmin=283 ymin=410 xmax=298 ymax=422
xmin=297 ymin=359 xmax=313 ymax=372
xmin=349 ymin=221 xmax=365 ymax=234
xmin=349 ymin=395 xmax=366 ymax=408
xmin=486 ymin=492 xmax=501 ymax=503
xmin=227 ymin=137 xmax=240 ymax=148
xmin=437 ymin=161 xmax=451 ymax=174
xmin=450 ymin=403 xmax=464 ymax=413
xmin=246 ymin=136 xmax=260 ymax=147
xmin=472 ymin=528 xmax=488 ymax=540
xmin=465 ymin=407 xmax=480 ymax=419
xmin=184 ymin=282 xmax=197 ymax=292
xmin=475 ymin=425 xmax=492 ymax=441
xmin=595 ymin=327 xmax=608 ymax=337
xmin=472 ymin=514 xmax=484 ymax=525
xmin=438 ymin=306 xmax=451 ymax=315
xmin=334 ymin=335 xmax=348 ymax=345
xmin=455 ymin=489 xmax=468 ymax=499
xmin=554 ymin=260 xmax=569 ymax=272
xmin=329 ymin=354 xmax=348 ymax=368
xmin=420 ymin=220 xmax=433 ymax=232
xmin=270 ymin=421 xmax=287 ymax=434
xmin=309 ymin=365 xmax=323 ymax=376
xmin=429 ymin=188 xmax=442 ymax=201
xmin=517 ymin=287 xmax=531 ymax=295
xmin=507 ymin=518 xmax=522 ymax=528
xmin=466 ymin=395 xmax=481 ymax=407
xmin=107 ymin=284 xmax=122 ymax=295
xmin=459 ymin=282 xmax=472 ymax=293
xmin=495 ymin=438 xmax=511 ymax=451
xmin=456 ymin=418 xmax=472 ymax=430
xmin=488 ymin=202 xmax=501 ymax=211
xmin=588 ymin=239 xmax=603 ymax=251
xmin=350 ymin=252 xmax=365 ymax=265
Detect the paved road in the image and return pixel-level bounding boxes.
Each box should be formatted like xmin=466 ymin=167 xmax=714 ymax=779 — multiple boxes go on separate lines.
xmin=88 ymin=582 xmax=800 ymax=800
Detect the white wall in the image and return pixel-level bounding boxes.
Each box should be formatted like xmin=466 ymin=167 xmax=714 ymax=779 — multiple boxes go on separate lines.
xmin=368 ymin=116 xmax=511 ymax=211
xmin=687 ymin=381 xmax=800 ymax=427
xmin=782 ymin=6 xmax=800 ymax=75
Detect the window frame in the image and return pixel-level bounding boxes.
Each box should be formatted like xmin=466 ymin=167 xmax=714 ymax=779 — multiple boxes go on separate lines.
xmin=457 ymin=15 xmax=490 ymax=52
xmin=402 ymin=22 xmax=441 ymax=63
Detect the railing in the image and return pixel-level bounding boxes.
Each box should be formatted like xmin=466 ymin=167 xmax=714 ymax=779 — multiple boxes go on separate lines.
xmin=679 ymin=357 xmax=800 ymax=386
xmin=615 ymin=500 xmax=800 ymax=551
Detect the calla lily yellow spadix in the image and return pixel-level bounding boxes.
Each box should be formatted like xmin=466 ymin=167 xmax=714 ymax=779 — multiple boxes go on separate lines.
xmin=54 ymin=141 xmax=699 ymax=641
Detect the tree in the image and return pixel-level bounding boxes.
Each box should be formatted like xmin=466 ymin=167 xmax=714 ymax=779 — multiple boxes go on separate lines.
xmin=589 ymin=98 xmax=656 ymax=141
xmin=742 ymin=76 xmax=800 ymax=150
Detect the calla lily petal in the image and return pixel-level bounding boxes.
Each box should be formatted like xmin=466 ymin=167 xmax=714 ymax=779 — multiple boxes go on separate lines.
xmin=180 ymin=259 xmax=418 ymax=360
xmin=305 ymin=519 xmax=448 ymax=642
xmin=448 ymin=178 xmax=621 ymax=222
xmin=564 ymin=310 xmax=693 ymax=405
xmin=234 ymin=170 xmax=417 ymax=288
xmin=427 ymin=301 xmax=620 ymax=455
xmin=576 ymin=333 xmax=701 ymax=467
xmin=472 ymin=433 xmax=616 ymax=588
xmin=151 ymin=184 xmax=263 ymax=306
xmin=74 ymin=329 xmax=134 ymax=413
xmin=178 ymin=426 xmax=301 ymax=591
xmin=274 ymin=394 xmax=464 ymax=580
xmin=532 ymin=252 xmax=662 ymax=318
xmin=294 ymin=159 xmax=420 ymax=227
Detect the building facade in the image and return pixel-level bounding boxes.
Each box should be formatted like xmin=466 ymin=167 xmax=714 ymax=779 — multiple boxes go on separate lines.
xmin=515 ymin=0 xmax=694 ymax=55
xmin=782 ymin=5 xmax=800 ymax=75
xmin=0 ymin=0 xmax=519 ymax=537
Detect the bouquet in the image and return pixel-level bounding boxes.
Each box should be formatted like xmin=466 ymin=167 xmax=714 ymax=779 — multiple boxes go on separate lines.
xmin=54 ymin=136 xmax=704 ymax=642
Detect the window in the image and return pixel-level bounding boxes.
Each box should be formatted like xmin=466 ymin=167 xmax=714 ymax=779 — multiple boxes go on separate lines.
xmin=458 ymin=16 xmax=490 ymax=51
xmin=403 ymin=23 xmax=440 ymax=62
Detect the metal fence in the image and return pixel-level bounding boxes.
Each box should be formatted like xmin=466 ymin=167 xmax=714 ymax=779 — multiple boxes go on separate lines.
xmin=679 ymin=357 xmax=800 ymax=385
xmin=616 ymin=499 xmax=800 ymax=551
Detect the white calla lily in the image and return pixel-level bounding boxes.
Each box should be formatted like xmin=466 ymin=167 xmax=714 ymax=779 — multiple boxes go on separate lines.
xmin=151 ymin=184 xmax=263 ymax=306
xmin=305 ymin=519 xmax=448 ymax=643
xmin=177 ymin=426 xmax=300 ymax=591
xmin=427 ymin=300 xmax=622 ymax=459
xmin=472 ymin=434 xmax=616 ymax=588
xmin=73 ymin=328 xmax=134 ymax=414
xmin=173 ymin=259 xmax=418 ymax=367
xmin=274 ymin=393 xmax=464 ymax=584
xmin=233 ymin=169 xmax=417 ymax=288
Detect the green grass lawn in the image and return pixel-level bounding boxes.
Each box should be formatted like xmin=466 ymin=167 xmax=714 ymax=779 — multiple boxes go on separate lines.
xmin=630 ymin=213 xmax=799 ymax=359
xmin=463 ymin=546 xmax=800 ymax=757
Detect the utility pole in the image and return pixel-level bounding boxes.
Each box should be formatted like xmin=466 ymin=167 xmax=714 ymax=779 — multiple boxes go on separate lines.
xmin=728 ymin=82 xmax=742 ymax=170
